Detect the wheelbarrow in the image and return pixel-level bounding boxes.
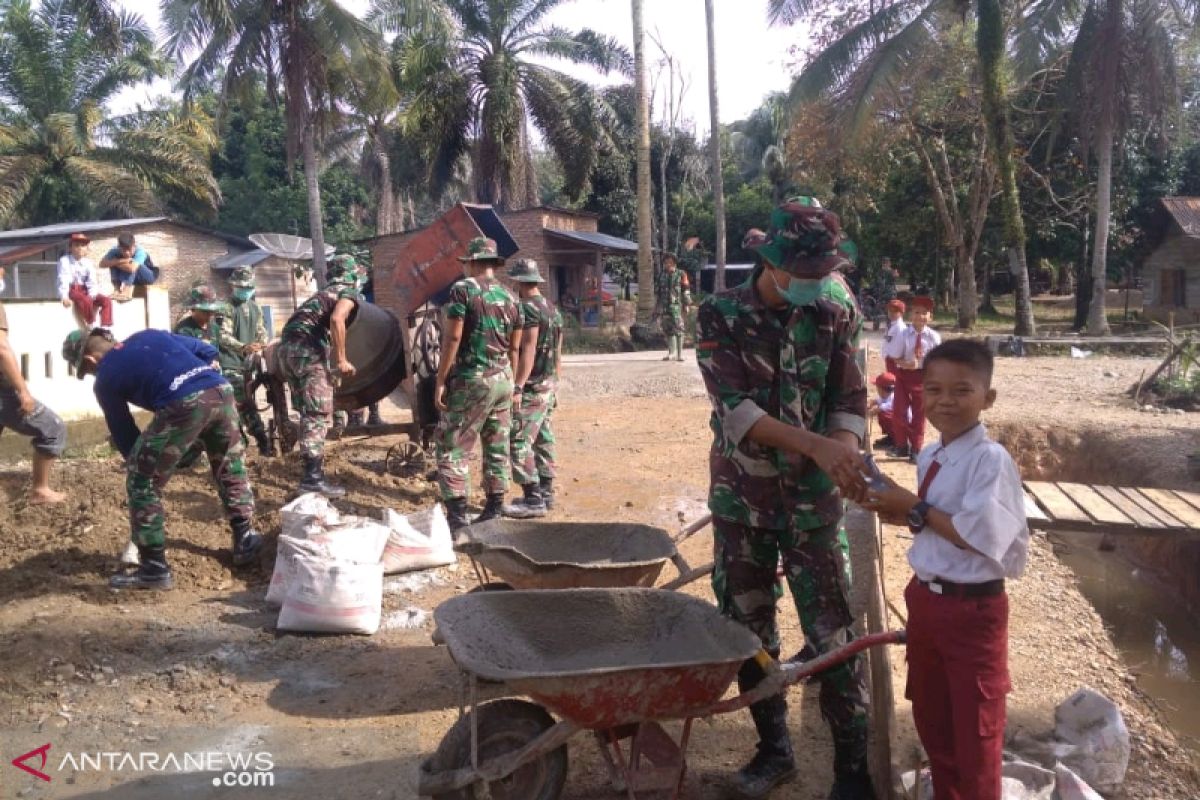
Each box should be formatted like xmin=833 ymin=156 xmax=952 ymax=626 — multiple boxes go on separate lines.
xmin=418 ymin=588 xmax=905 ymax=799
xmin=452 ymin=517 xmax=714 ymax=592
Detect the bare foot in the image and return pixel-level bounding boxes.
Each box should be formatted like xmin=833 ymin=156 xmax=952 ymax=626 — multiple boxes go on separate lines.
xmin=27 ymin=488 xmax=66 ymax=505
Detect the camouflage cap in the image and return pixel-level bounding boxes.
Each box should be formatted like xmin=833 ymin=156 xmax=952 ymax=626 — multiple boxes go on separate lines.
xmin=507 ymin=258 xmax=544 ymax=283
xmin=741 ymin=227 xmax=769 ymax=252
xmin=228 ymin=266 xmax=256 ymax=288
xmin=756 ymin=196 xmax=847 ymax=278
xmin=458 ymin=237 xmax=503 ymax=263
xmin=61 ymin=328 xmax=101 ymax=380
xmin=187 ymin=284 xmax=223 ymax=311
xmin=326 ymin=254 xmax=366 ymax=287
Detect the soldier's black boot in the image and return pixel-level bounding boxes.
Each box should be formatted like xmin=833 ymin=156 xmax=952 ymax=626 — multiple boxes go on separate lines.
xmin=828 ymin=735 xmax=875 ymax=800
xmin=366 ymin=403 xmax=384 ymax=426
xmin=109 ymin=546 xmax=174 ymax=591
xmin=230 ymin=518 xmax=264 ymax=567
xmin=299 ymin=455 xmax=346 ymax=498
xmin=347 ymin=410 xmax=365 ymax=428
xmin=539 ymin=477 xmax=555 ymax=510
xmin=445 ymin=498 xmax=470 ymax=532
xmin=730 ymin=655 xmax=797 ymax=800
xmin=473 ymin=492 xmax=505 ymax=524
xmin=502 ymin=483 xmax=546 ymax=519
xmin=253 ymin=430 xmax=273 ymax=457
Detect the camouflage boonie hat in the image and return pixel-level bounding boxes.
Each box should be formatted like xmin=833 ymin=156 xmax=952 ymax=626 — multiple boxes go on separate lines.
xmin=458 ymin=237 xmax=503 ymax=263
xmin=757 ymin=196 xmax=847 ymax=278
xmin=507 ymin=259 xmax=544 ymax=283
xmin=187 ymin=284 xmax=223 ymax=311
xmin=229 ymin=266 xmax=255 ymax=288
xmin=326 ymin=254 xmax=365 ymax=287
xmin=741 ymin=228 xmax=769 ymax=252
xmin=61 ymin=329 xmax=95 ymax=380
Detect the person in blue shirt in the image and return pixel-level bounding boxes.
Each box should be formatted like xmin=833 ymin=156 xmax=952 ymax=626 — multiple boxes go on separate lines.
xmin=99 ymin=231 xmax=159 ymax=302
xmin=61 ymin=328 xmax=262 ymax=590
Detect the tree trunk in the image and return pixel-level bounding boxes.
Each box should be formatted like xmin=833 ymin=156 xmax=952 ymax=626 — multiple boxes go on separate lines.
xmin=956 ymin=247 xmax=978 ymax=330
xmin=1086 ymin=0 xmax=1121 ymax=335
xmin=632 ymin=0 xmax=655 ymax=325
xmin=705 ymin=0 xmax=727 ymax=292
xmin=1073 ymin=210 xmax=1092 ymax=330
xmin=303 ymin=121 xmax=328 ymax=288
xmin=977 ymin=0 xmax=1035 ymax=336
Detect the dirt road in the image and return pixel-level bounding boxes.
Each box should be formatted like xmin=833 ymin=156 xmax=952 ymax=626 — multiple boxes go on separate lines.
xmin=0 ymin=341 xmax=1196 ymax=798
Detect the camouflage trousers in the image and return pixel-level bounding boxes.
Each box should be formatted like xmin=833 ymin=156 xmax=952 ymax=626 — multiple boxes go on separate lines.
xmin=510 ymin=384 xmax=556 ymax=486
xmin=660 ymin=304 xmax=685 ymax=336
xmin=436 ymin=371 xmax=513 ymax=501
xmin=226 ymin=370 xmax=267 ymax=441
xmin=712 ymin=517 xmax=869 ymax=746
xmin=279 ymin=341 xmax=333 ymax=459
xmin=127 ymin=385 xmax=255 ymax=548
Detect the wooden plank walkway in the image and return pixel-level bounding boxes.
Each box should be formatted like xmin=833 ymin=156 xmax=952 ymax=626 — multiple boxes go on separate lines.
xmin=1023 ymin=482 xmax=1200 ymax=537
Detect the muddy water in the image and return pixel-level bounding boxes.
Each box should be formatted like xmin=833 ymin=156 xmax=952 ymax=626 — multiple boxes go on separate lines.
xmin=1054 ymin=532 xmax=1200 ymax=764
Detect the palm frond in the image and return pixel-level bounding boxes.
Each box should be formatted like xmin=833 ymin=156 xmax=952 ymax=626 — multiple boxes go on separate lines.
xmin=507 ymin=0 xmax=568 ymax=40
xmin=159 ymin=0 xmax=235 ymax=61
xmin=766 ymin=0 xmax=823 ymax=27
xmin=522 ymin=64 xmax=605 ymax=198
xmin=63 ymin=155 xmax=160 ymax=216
xmin=1012 ymin=0 xmax=1082 ymax=83
xmin=0 ymin=152 xmax=45 ymax=223
xmin=523 ymin=26 xmax=633 ymax=77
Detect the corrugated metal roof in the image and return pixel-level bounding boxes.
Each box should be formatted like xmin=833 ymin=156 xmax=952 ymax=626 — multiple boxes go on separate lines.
xmin=212 ymin=249 xmax=272 ymax=271
xmin=1161 ymin=197 xmax=1200 ymax=238
xmin=545 ymin=228 xmax=638 ymax=254
xmin=0 ymin=242 xmax=61 ymax=264
xmin=0 ymin=217 xmax=167 ymax=241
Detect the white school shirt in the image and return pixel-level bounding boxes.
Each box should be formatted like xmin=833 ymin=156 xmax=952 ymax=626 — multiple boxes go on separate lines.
xmin=881 ymin=319 xmax=908 ymax=360
xmin=878 ymin=392 xmax=894 ymax=414
xmin=57 ymin=254 xmax=98 ymax=299
xmin=907 ymin=423 xmax=1029 ymax=584
xmin=899 ymin=325 xmax=941 ymax=368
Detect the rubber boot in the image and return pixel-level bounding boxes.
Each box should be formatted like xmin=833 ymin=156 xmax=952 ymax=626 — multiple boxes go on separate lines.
xmin=674 ymin=334 xmax=684 ymax=361
xmin=347 ymin=410 xmax=365 ymax=428
xmin=366 ymin=403 xmax=383 ymax=426
xmin=253 ymin=430 xmax=273 ymax=457
xmin=502 ymin=483 xmax=547 ymax=519
xmin=230 ymin=518 xmax=264 ymax=567
xmin=828 ymin=736 xmax=875 ymax=800
xmin=299 ymin=455 xmax=346 ymax=498
xmin=109 ymin=546 xmax=174 ymax=591
xmin=473 ymin=492 xmax=505 ymax=525
xmin=729 ymin=655 xmax=797 ymax=799
xmin=539 ymin=477 xmax=555 ymax=510
xmin=445 ymin=498 xmax=470 ymax=532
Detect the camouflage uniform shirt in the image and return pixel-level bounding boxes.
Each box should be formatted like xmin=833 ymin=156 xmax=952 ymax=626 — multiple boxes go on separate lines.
xmin=280 ymin=286 xmax=361 ymax=352
xmin=519 ymin=294 xmax=562 ymax=389
xmin=174 ymin=313 xmax=244 ymax=375
xmin=445 ymin=276 xmax=519 ymax=379
xmin=696 ymin=268 xmax=866 ymax=531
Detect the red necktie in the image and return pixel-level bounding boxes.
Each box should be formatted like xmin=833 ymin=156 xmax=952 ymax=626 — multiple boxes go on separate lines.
xmin=918 ymin=459 xmax=941 ymax=500
xmin=914 ymin=332 xmax=924 ymax=362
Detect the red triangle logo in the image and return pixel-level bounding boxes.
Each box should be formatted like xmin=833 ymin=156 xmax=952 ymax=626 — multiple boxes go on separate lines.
xmin=12 ymin=743 xmax=52 ymax=782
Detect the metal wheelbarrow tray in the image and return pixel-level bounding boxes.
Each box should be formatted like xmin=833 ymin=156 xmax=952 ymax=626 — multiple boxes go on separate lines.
xmin=454 ymin=520 xmax=678 ymax=590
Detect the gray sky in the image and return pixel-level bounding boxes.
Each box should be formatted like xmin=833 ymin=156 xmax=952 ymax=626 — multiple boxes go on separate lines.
xmin=114 ymin=0 xmax=808 ymax=131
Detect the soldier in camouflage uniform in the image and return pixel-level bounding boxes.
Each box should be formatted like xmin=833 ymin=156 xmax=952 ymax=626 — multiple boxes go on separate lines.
xmin=62 ymin=327 xmax=262 ymax=591
xmin=500 ymin=259 xmax=563 ymax=519
xmin=697 ymin=198 xmax=873 ymax=800
xmin=434 ymin=237 xmax=522 ymax=530
xmin=225 ymin=267 xmax=272 ymax=453
xmin=655 ymin=253 xmax=691 ymax=361
xmin=278 ymin=255 xmax=365 ymax=497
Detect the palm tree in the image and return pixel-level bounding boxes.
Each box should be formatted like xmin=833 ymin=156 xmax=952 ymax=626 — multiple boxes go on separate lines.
xmin=704 ymin=0 xmax=728 ymax=292
xmin=161 ymin=0 xmax=385 ymax=281
xmin=0 ymin=0 xmax=219 ymax=226
xmin=633 ymin=0 xmax=654 ymax=325
xmin=375 ymin=0 xmax=632 ymax=212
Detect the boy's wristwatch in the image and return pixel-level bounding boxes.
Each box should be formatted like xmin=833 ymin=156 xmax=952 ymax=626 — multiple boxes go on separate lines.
xmin=907 ymin=501 xmax=932 ymax=533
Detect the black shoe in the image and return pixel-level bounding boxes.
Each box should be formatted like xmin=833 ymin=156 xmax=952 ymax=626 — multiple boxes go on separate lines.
xmin=230 ymin=519 xmax=264 ymax=567
xmin=445 ymin=498 xmax=470 ymax=532
xmin=539 ymin=478 xmax=555 ymax=510
xmin=473 ymin=493 xmax=505 ymax=524
xmin=110 ymin=546 xmax=174 ymax=590
xmin=871 ymin=436 xmax=892 ymax=450
xmin=299 ymin=455 xmax=346 ymax=498
xmin=888 ymin=444 xmax=910 ymax=459
xmin=729 ymin=746 xmax=798 ymax=799
xmin=827 ymin=766 xmax=875 ymax=800
xmin=347 ymin=410 xmax=365 ymax=428
xmin=366 ymin=403 xmax=384 ymax=426
xmin=502 ymin=483 xmax=547 ymax=519
xmin=254 ymin=431 xmax=273 ymax=457
xmin=785 ymin=642 xmax=818 ymax=666
xmin=908 ymin=452 xmax=919 ymax=465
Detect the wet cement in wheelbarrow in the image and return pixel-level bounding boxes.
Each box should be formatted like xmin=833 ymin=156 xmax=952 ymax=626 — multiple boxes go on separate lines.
xmin=434 ymin=588 xmax=760 ymax=681
xmin=463 ymin=520 xmax=675 ymax=566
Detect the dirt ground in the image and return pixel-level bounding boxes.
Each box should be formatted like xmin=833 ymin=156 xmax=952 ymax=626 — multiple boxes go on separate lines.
xmin=0 ymin=335 xmax=1197 ymax=799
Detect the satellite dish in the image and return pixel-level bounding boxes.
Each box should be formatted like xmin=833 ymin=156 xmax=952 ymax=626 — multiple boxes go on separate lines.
xmin=249 ymin=233 xmax=337 ymax=261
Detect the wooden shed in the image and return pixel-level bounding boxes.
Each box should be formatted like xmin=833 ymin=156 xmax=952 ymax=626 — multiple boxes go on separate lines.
xmin=1143 ymin=197 xmax=1200 ymax=324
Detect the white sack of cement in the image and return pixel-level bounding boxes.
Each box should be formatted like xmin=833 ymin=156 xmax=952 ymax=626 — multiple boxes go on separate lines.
xmin=381 ymin=607 xmax=428 ymax=630
xmin=266 ymin=535 xmax=332 ymax=606
xmin=120 ymin=541 xmax=140 ymax=565
xmin=280 ymin=492 xmax=342 ymax=539
xmin=277 ymin=553 xmax=384 ymax=635
xmin=1070 ymin=346 xmax=1093 ymax=359
xmin=1054 ymin=763 xmax=1104 ymax=800
xmin=380 ymin=504 xmax=455 ymax=574
xmin=1054 ymin=687 xmax=1131 ymax=794
xmin=901 ymin=761 xmax=1055 ymax=799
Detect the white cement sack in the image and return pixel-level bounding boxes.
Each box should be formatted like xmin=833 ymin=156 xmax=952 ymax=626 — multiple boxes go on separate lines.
xmin=277 ymin=553 xmax=384 ymax=635
xmin=1053 ymin=687 xmax=1131 ymax=794
xmin=318 ymin=517 xmax=391 ymax=565
xmin=1054 ymin=764 xmax=1104 ymax=800
xmin=266 ymin=535 xmax=332 ymax=606
xmin=381 ymin=505 xmax=454 ymax=574
xmin=280 ymin=492 xmax=342 ymax=539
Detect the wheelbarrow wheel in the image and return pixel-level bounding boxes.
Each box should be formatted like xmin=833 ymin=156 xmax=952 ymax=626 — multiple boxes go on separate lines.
xmin=428 ymin=698 xmax=567 ymax=800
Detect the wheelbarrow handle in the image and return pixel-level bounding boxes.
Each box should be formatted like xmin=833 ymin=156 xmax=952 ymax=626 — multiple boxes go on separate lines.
xmin=673 ymin=513 xmax=712 ymax=544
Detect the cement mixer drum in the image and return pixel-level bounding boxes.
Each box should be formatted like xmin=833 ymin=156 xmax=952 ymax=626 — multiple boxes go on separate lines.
xmin=335 ymin=301 xmax=408 ymax=410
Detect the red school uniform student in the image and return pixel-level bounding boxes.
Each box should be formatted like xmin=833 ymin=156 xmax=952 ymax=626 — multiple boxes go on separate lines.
xmin=57 ymin=233 xmax=113 ymax=328
xmin=891 ymin=296 xmax=939 ymax=462
xmin=880 ymin=298 xmax=907 ymax=375
xmin=867 ymin=339 xmax=1028 ymax=800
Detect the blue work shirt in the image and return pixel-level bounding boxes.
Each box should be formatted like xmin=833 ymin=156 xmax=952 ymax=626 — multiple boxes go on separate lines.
xmin=93 ymin=330 xmax=228 ymax=458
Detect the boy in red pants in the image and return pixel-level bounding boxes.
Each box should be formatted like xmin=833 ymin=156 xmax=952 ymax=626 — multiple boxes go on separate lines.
xmin=881 ymin=298 xmax=907 ymax=375
xmin=867 ymin=339 xmax=1028 ymax=800
xmin=57 ymin=233 xmax=113 ymax=328
xmin=891 ymin=296 xmax=939 ymax=462
xmin=868 ymin=371 xmax=897 ymax=450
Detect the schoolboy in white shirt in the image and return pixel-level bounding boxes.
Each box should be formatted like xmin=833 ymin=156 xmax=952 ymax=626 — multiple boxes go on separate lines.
xmin=880 ymin=298 xmax=907 ymax=375
xmin=891 ymin=297 xmax=940 ymax=461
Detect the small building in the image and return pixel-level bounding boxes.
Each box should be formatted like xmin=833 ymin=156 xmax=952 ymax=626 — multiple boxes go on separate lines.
xmin=1142 ymin=197 xmax=1200 ymax=324
xmin=0 ymin=217 xmax=315 ymax=334
xmin=366 ymin=205 xmax=637 ymax=323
